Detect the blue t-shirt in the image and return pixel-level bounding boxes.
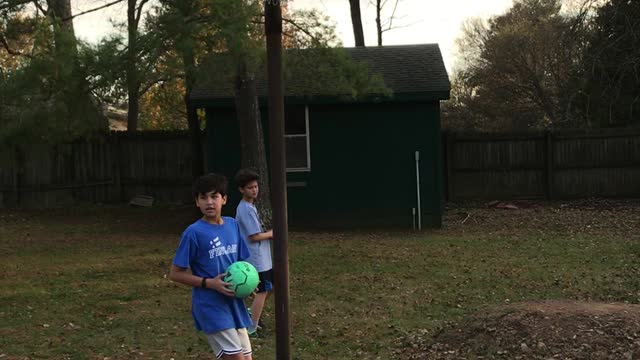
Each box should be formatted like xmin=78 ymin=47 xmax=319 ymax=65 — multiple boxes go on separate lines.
xmin=172 ymin=217 xmax=252 ymax=333
xmin=236 ymin=200 xmax=273 ymax=272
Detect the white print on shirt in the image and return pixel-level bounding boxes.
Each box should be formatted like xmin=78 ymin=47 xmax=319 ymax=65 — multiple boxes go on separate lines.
xmin=208 ymin=236 xmax=237 ymax=259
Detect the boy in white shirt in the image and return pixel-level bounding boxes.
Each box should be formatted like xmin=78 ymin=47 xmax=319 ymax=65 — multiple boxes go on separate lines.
xmin=234 ymin=168 xmax=274 ymax=337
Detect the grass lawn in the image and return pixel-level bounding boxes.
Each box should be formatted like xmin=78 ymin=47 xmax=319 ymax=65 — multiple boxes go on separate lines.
xmin=1 ymin=201 xmax=639 ymax=359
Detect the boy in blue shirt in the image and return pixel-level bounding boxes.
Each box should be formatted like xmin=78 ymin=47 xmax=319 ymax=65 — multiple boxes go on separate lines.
xmin=169 ymin=173 xmax=254 ymax=360
xmin=234 ymin=168 xmax=273 ymax=337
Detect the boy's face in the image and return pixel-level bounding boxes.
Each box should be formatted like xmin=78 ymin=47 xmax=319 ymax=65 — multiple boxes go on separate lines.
xmin=195 ymin=191 xmax=227 ymax=219
xmin=239 ymin=180 xmax=259 ymax=200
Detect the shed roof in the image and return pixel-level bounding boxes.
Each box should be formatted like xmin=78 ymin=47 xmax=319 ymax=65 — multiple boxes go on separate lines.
xmin=190 ymin=44 xmax=450 ymax=105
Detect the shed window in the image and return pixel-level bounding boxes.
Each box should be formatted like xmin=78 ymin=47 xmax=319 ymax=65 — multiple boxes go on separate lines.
xmin=285 ymin=105 xmax=310 ymax=172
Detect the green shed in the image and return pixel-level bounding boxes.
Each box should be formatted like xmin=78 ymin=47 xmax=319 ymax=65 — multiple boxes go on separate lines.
xmin=191 ymin=44 xmax=450 ymax=229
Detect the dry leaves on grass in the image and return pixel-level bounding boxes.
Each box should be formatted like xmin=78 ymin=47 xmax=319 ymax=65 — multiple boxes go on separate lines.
xmin=400 ymin=301 xmax=640 ymax=360
xmin=442 ymin=199 xmax=640 ymax=238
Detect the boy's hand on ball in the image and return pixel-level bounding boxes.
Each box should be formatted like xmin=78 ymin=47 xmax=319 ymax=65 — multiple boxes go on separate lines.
xmin=212 ymin=273 xmax=235 ymax=297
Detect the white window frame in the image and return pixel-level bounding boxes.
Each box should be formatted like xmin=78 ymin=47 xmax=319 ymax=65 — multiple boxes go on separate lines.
xmin=285 ymin=105 xmax=311 ymax=172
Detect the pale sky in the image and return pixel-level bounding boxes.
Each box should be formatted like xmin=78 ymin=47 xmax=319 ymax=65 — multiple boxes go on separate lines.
xmin=71 ymin=0 xmax=515 ymax=73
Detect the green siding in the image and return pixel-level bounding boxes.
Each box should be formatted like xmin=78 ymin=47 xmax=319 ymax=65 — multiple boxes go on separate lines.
xmin=205 ymin=101 xmax=443 ymax=228
xmin=288 ymin=102 xmax=442 ymax=228
xmin=205 ymin=108 xmax=272 ymax=217
xmin=205 ymin=109 xmax=243 ymax=216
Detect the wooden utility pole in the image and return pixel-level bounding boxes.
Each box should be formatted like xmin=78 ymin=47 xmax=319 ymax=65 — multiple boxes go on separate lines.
xmin=264 ymin=1 xmax=291 ymax=359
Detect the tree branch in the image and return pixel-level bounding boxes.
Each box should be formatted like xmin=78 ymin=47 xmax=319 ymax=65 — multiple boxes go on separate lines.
xmin=135 ymin=0 xmax=150 ymax=22
xmin=282 ymin=17 xmax=321 ymax=44
xmin=385 ymin=0 xmax=400 ymax=31
xmin=0 ymin=34 xmax=32 ymax=58
xmin=138 ymin=76 xmax=171 ymax=96
xmin=62 ymin=0 xmax=126 ymax=21
xmin=0 ymin=0 xmax=32 ymax=12
xmin=381 ymin=20 xmax=417 ymax=33
xmin=32 ymin=0 xmax=47 ymax=15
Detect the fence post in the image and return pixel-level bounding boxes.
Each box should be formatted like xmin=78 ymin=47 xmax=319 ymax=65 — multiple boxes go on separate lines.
xmin=112 ymin=133 xmax=124 ymax=202
xmin=14 ymin=146 xmax=24 ymax=206
xmin=69 ymin=142 xmax=77 ymax=201
xmin=545 ymin=131 xmax=554 ymax=200
xmin=446 ymin=132 xmax=456 ymax=201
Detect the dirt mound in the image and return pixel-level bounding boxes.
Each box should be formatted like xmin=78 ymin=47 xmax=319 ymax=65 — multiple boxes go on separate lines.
xmin=402 ymin=301 xmax=640 ymax=359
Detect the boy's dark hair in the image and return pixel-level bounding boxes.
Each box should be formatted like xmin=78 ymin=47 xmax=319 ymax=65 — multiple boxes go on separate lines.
xmin=192 ymin=173 xmax=228 ymax=197
xmin=234 ymin=168 xmax=260 ymax=188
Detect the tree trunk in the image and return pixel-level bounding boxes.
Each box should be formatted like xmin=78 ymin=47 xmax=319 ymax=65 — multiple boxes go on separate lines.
xmin=47 ymin=0 xmax=75 ymax=35
xmin=348 ymin=0 xmax=365 ymax=47
xmin=375 ymin=0 xmax=382 ymax=46
xmin=183 ymin=49 xmax=205 ymax=179
xmin=127 ymin=0 xmax=140 ymax=132
xmin=47 ymin=0 xmax=77 ymax=56
xmin=234 ymin=60 xmax=273 ymax=228
xmin=127 ymin=90 xmax=140 ymax=132
xmin=47 ymin=0 xmax=107 ymax=132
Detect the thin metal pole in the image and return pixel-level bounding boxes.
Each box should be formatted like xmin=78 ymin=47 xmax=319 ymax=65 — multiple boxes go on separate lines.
xmin=265 ymin=1 xmax=291 ymax=359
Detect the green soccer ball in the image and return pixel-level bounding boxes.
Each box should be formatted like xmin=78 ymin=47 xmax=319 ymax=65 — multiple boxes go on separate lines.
xmin=224 ymin=261 xmax=259 ymax=298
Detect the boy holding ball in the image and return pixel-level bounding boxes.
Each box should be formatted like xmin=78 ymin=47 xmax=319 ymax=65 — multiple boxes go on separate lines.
xmin=169 ymin=173 xmax=254 ymax=359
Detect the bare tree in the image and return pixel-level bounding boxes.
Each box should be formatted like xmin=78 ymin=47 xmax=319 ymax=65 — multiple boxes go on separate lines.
xmin=371 ymin=0 xmax=403 ymax=46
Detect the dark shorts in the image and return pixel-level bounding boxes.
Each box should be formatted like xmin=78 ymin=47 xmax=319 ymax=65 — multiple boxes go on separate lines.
xmin=257 ymin=269 xmax=273 ymax=293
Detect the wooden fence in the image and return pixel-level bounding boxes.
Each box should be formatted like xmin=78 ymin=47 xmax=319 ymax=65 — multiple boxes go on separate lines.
xmin=443 ymin=129 xmax=640 ymax=200
xmin=1 ymin=129 xmax=639 ymax=208
xmin=0 ymin=131 xmax=203 ymax=208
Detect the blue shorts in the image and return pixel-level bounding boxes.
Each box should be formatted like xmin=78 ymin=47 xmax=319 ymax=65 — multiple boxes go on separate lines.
xmin=257 ymin=269 xmax=273 ymax=293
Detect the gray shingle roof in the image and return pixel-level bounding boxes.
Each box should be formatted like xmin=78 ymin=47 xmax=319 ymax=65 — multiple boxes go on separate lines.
xmin=190 ymin=44 xmax=450 ymax=102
